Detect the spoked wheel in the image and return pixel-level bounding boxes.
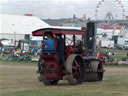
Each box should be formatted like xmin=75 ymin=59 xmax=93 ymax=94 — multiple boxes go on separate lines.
xmin=97 ymin=61 xmax=104 ymax=81
xmin=38 ymin=58 xmax=44 ymax=73
xmin=72 ymin=58 xmax=81 ymax=81
xmin=65 ymin=54 xmax=85 ymax=85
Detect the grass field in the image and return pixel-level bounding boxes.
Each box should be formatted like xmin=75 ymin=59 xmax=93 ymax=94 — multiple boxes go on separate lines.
xmin=0 ymin=60 xmax=128 ymax=96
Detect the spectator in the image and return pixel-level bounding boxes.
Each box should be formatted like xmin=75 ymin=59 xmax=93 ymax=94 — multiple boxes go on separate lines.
xmin=0 ymin=42 xmax=4 ymax=58
xmin=108 ymin=51 xmax=112 ymax=62
xmin=112 ymin=47 xmax=116 ymax=56
xmin=9 ymin=47 xmax=14 ymax=56
xmin=104 ymin=49 xmax=108 ymax=56
xmin=97 ymin=52 xmax=104 ymax=60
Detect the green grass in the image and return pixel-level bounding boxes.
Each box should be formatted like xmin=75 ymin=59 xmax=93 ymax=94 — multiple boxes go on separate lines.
xmin=0 ymin=59 xmax=37 ymax=65
xmin=0 ymin=61 xmax=128 ymax=96
xmin=2 ymin=88 xmax=126 ymax=96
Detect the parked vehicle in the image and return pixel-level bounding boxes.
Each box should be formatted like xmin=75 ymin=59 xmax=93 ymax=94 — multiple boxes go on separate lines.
xmin=116 ymin=38 xmax=128 ymax=50
xmin=124 ymin=39 xmax=128 ymax=49
xmin=100 ymin=39 xmax=114 ymax=48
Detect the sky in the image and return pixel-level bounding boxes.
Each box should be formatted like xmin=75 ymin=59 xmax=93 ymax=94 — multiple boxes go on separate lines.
xmin=0 ymin=0 xmax=128 ymax=20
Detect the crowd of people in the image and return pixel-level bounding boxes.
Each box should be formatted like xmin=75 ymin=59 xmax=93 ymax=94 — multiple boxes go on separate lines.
xmin=97 ymin=47 xmax=117 ymax=63
xmin=0 ymin=41 xmax=31 ymax=60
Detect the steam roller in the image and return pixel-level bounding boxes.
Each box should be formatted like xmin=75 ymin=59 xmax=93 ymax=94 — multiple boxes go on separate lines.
xmin=32 ymin=22 xmax=104 ymax=85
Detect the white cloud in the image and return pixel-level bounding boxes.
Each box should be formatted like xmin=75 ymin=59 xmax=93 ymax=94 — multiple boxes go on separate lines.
xmin=0 ymin=0 xmax=128 ymax=19
xmin=0 ymin=0 xmax=8 ymax=5
xmin=54 ymin=0 xmax=88 ymax=4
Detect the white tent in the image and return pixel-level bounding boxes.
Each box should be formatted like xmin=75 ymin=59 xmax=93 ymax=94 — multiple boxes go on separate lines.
xmin=1 ymin=40 xmax=14 ymax=46
xmin=0 ymin=14 xmax=50 ymax=41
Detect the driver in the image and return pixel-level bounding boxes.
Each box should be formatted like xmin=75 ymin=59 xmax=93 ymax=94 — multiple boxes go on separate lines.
xmin=45 ymin=33 xmax=54 ymax=50
xmin=56 ymin=34 xmax=65 ymax=64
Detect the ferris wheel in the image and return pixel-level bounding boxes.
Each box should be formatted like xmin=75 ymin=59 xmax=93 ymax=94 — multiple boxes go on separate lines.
xmin=95 ymin=0 xmax=125 ymax=22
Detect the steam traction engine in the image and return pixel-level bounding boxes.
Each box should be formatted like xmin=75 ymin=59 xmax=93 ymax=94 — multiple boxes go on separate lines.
xmin=32 ymin=22 xmax=104 ymax=85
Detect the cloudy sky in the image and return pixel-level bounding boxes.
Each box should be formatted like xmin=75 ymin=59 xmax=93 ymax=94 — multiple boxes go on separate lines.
xmin=0 ymin=0 xmax=128 ymax=20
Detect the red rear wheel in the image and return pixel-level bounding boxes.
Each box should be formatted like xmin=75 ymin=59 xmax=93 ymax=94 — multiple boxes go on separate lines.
xmin=65 ymin=54 xmax=85 ymax=85
xmin=72 ymin=59 xmax=81 ymax=81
